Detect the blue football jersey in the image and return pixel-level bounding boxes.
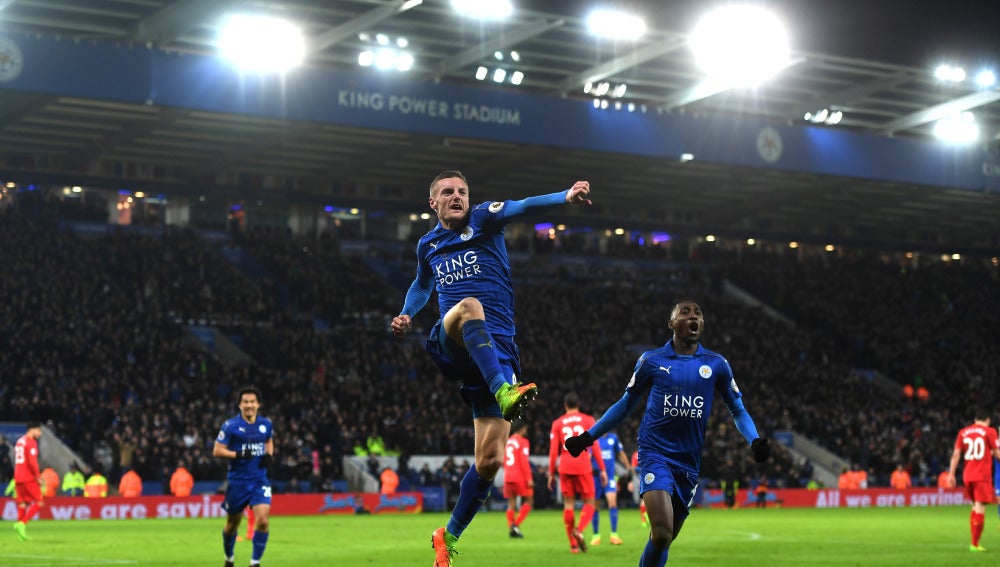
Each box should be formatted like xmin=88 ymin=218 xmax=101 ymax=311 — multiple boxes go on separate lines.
xmin=217 ymin=414 xmax=274 ymax=483
xmin=592 ymin=432 xmax=624 ymax=475
xmin=414 ymin=200 xmax=517 ymax=335
xmin=400 ymin=191 xmax=567 ymax=334
xmin=626 ymin=341 xmax=742 ymax=474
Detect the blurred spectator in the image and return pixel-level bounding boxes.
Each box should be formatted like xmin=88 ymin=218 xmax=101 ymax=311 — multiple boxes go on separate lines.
xmin=380 ymin=467 xmax=399 ymax=495
xmin=62 ymin=463 xmax=86 ymax=496
xmin=170 ymin=462 xmax=194 ymax=497
xmin=85 ymin=469 xmax=108 ymax=498
xmin=890 ymin=464 xmax=912 ymax=490
xmin=118 ymin=469 xmax=143 ymax=497
xmin=40 ymin=467 xmax=60 ymax=498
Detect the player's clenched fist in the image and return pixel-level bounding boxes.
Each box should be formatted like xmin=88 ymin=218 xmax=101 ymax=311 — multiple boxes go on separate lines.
xmin=391 ymin=314 xmax=412 ymax=337
xmin=565 ymin=181 xmax=591 ymax=205
xmin=564 ymin=431 xmax=595 ymax=458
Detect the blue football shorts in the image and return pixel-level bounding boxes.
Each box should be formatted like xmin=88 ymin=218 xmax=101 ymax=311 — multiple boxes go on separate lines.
xmin=221 ymin=478 xmax=272 ymax=514
xmin=638 ymin=452 xmax=699 ymax=521
xmin=426 ymin=319 xmax=522 ymax=419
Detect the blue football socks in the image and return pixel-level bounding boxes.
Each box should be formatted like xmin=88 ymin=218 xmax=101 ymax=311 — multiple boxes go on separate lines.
xmin=446 ymin=464 xmax=492 ymax=539
xmin=461 ymin=320 xmax=507 ymax=394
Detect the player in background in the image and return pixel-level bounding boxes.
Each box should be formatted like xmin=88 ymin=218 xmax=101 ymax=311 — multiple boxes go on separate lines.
xmin=213 ymin=386 xmax=274 ymax=567
xmin=12 ymin=422 xmax=43 ymax=541
xmin=503 ymin=421 xmax=533 ymax=538
xmin=947 ymin=408 xmax=1000 ymax=553
xmin=548 ymin=392 xmax=607 ymax=554
xmin=628 ymin=450 xmax=649 ymax=527
xmin=390 ymin=170 xmax=591 ymax=567
xmin=589 ymin=430 xmax=631 ymax=546
xmin=564 ymin=299 xmax=770 ymax=566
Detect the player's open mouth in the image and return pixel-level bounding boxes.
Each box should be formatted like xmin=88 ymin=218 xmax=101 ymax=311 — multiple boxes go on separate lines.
xmin=689 ymin=322 xmax=699 ymax=332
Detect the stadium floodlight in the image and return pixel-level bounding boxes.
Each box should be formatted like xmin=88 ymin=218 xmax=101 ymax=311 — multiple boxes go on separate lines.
xmin=975 ymin=70 xmax=996 ymax=88
xmin=510 ymin=70 xmax=524 ymax=85
xmin=934 ymin=64 xmax=966 ymax=82
xmin=689 ymin=5 xmax=790 ymax=86
xmin=586 ymin=9 xmax=647 ymax=40
xmin=492 ymin=68 xmax=506 ymax=82
xmin=451 ymin=0 xmax=513 ymax=20
xmin=933 ymin=111 xmax=979 ymax=144
xmin=475 ymin=66 xmax=488 ymax=80
xmin=217 ymin=14 xmax=305 ymax=73
xmin=804 ymin=108 xmax=844 ymax=125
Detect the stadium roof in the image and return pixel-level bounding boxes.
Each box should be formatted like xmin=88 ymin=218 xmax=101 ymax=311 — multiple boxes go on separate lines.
xmin=1 ymin=0 xmax=999 ymax=253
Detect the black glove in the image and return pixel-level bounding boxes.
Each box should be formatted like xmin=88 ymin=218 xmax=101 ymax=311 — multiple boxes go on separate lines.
xmin=751 ymin=438 xmax=770 ymax=463
xmin=239 ymin=447 xmax=254 ymax=459
xmin=565 ymin=432 xmax=595 ymax=458
xmin=259 ymin=453 xmax=273 ymax=470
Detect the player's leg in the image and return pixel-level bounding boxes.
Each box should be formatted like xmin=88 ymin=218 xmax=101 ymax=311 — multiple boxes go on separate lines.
xmin=590 ymin=476 xmax=602 ymax=546
xmin=249 ymin=503 xmax=271 ymax=565
xmin=968 ymin=483 xmax=988 ymax=551
xmin=607 ymin=490 xmax=622 ymax=544
xmin=640 ymin=490 xmax=674 ymax=567
xmin=505 ymin=488 xmax=517 ymax=531
xmin=513 ymin=488 xmax=532 ymax=532
xmin=442 ymin=298 xmax=507 ymax=394
xmin=562 ymin=492 xmax=581 ymax=552
xmin=222 ymin=512 xmax=243 ymax=567
xmin=442 ymin=299 xmax=536 ymax=419
xmin=443 ymin=418 xmax=510 ymax=547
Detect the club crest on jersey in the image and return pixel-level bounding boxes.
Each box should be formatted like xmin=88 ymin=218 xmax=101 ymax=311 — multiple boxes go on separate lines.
xmin=699 ymin=365 xmax=712 ymax=379
xmin=460 ymin=226 xmax=474 ymax=241
xmin=217 ymin=431 xmax=225 ymax=441
xmin=488 ymin=201 xmax=504 ymax=213
xmin=644 ymin=472 xmax=655 ymax=485
xmin=259 ymin=424 xmax=267 ymax=433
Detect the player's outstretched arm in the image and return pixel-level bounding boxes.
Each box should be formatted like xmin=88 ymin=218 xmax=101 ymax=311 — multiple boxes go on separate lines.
xmin=393 ymin=275 xmax=433 ymax=337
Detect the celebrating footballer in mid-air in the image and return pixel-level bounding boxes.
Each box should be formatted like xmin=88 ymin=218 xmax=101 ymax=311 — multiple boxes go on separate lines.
xmin=391 ymin=170 xmax=591 ymax=566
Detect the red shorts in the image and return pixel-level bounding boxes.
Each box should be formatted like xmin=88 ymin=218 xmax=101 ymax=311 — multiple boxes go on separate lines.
xmin=503 ymin=479 xmax=533 ymax=499
xmin=964 ymin=480 xmax=995 ymax=504
xmin=15 ymin=481 xmax=42 ymax=504
xmin=559 ymin=472 xmax=596 ymax=499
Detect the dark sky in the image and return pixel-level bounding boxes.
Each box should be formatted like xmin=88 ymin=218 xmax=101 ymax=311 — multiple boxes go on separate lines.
xmin=524 ymin=0 xmax=1000 ymax=69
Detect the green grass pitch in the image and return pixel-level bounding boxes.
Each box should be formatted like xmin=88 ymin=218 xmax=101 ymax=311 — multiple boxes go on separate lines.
xmin=1 ymin=506 xmax=997 ymax=565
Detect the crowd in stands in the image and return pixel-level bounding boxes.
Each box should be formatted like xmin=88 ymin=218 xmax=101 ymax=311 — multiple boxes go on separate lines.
xmin=2 ymin=192 xmax=998 ymax=501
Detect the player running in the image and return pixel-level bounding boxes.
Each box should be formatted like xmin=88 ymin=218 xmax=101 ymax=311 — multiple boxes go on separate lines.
xmin=213 ymin=386 xmax=274 ymax=567
xmin=589 ymin=430 xmax=631 ymax=546
xmin=564 ymin=299 xmax=770 ymax=566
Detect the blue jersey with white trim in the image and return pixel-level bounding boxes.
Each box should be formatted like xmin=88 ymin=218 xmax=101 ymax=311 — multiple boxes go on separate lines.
xmin=592 ymin=432 xmax=625 ymax=476
xmin=217 ymin=414 xmax=273 ymax=483
xmin=626 ymin=341 xmax=742 ymax=474
xmin=405 ymin=192 xmax=566 ymax=336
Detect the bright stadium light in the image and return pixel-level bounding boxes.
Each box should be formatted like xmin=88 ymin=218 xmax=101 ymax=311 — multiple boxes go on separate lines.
xmin=934 ymin=64 xmax=966 ymax=82
xmin=217 ymin=14 xmax=305 ymax=73
xmin=975 ymin=69 xmax=996 ymax=88
xmin=452 ymin=0 xmax=512 ymax=20
xmin=933 ymin=112 xmax=979 ymax=144
xmin=690 ymin=5 xmax=790 ymax=85
xmin=586 ymin=9 xmax=647 ymax=40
